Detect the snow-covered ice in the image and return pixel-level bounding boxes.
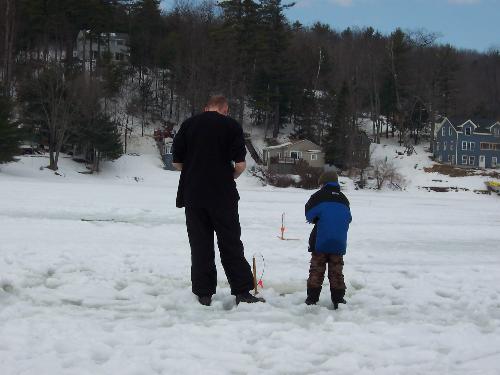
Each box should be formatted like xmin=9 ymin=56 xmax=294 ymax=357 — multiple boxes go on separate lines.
xmin=1 ymin=135 xmax=500 ymax=374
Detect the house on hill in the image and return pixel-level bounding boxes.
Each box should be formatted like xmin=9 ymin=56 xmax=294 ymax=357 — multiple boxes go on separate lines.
xmin=262 ymin=139 xmax=325 ymax=174
xmin=75 ymin=30 xmax=129 ymax=63
xmin=434 ymin=117 xmax=500 ymax=168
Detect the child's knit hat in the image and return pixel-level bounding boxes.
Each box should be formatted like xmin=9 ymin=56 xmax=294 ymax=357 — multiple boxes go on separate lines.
xmin=318 ymin=171 xmax=339 ymax=186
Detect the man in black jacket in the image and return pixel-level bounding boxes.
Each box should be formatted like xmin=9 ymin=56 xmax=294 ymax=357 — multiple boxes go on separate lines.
xmin=172 ymin=95 xmax=265 ymax=306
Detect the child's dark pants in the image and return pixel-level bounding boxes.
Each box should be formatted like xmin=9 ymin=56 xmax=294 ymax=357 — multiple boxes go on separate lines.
xmin=307 ymin=251 xmax=346 ymax=304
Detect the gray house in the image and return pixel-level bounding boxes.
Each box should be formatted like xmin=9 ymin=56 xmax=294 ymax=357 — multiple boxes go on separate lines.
xmin=434 ymin=118 xmax=500 ymax=168
xmin=75 ymin=30 xmax=129 ymax=63
xmin=262 ymin=139 xmax=325 ymax=174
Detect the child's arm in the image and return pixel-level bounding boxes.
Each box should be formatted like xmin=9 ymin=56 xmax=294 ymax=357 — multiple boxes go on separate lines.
xmin=305 ymin=195 xmax=321 ymax=224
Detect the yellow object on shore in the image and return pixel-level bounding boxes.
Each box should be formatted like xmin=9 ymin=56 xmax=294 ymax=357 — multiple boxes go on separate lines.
xmin=485 ymin=181 xmax=500 ymax=193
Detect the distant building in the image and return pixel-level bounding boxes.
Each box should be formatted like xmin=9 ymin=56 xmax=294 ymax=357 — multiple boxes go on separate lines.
xmin=75 ymin=30 xmax=129 ymax=63
xmin=434 ymin=117 xmax=500 ymax=168
xmin=262 ymin=139 xmax=325 ymax=174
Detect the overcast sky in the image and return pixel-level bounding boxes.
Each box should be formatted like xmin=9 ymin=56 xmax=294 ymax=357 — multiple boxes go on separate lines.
xmin=161 ymin=0 xmax=500 ymax=52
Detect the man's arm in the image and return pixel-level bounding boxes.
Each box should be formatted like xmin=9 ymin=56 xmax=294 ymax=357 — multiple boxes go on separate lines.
xmin=230 ymin=121 xmax=247 ymax=179
xmin=233 ymin=161 xmax=246 ymax=179
xmin=172 ymin=122 xmax=187 ymax=170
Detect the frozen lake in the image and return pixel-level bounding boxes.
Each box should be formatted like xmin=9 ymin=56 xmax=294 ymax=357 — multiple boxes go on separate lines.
xmin=1 ymin=149 xmax=500 ymax=374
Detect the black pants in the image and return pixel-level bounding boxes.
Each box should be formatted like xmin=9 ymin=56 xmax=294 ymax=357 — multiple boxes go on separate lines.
xmin=185 ymin=205 xmax=254 ymax=296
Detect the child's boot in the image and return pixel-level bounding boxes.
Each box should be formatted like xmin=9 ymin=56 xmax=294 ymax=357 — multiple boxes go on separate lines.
xmin=331 ymin=289 xmax=346 ymax=310
xmin=305 ymin=287 xmax=322 ymax=305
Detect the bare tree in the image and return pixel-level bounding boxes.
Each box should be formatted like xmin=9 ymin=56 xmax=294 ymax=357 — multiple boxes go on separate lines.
xmin=373 ymin=158 xmax=405 ymax=190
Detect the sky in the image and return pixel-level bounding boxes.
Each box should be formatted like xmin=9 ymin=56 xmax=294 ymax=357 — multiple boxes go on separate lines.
xmin=161 ymin=0 xmax=500 ymax=52
xmin=286 ymin=0 xmax=500 ymax=51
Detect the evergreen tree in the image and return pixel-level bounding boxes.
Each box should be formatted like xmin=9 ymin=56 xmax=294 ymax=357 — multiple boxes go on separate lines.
xmin=323 ymin=82 xmax=353 ymax=168
xmin=129 ymin=0 xmax=165 ymax=70
xmin=0 ymin=95 xmax=22 ymax=164
xmin=434 ymin=45 xmax=459 ymax=116
xmin=251 ymin=0 xmax=294 ymax=138
xmin=292 ymin=89 xmax=320 ymax=142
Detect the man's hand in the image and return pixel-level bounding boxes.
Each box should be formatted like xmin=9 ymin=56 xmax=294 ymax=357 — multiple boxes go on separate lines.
xmin=233 ymin=161 xmax=246 ymax=179
xmin=173 ymin=162 xmax=183 ymax=171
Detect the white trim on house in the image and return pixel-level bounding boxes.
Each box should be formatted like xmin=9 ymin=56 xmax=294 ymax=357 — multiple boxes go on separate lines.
xmin=469 ymin=156 xmax=476 ymax=165
xmin=462 ymin=141 xmax=467 ymax=150
xmin=462 ymin=155 xmax=468 ymax=165
xmin=311 ymin=154 xmax=318 ymax=161
xmin=263 ymin=142 xmax=292 ymax=150
xmin=492 ymin=157 xmax=498 ymax=167
xmin=461 ymin=120 xmax=478 ymax=129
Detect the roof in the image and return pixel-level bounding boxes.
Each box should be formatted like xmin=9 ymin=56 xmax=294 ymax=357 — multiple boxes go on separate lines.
xmin=263 ymin=139 xmax=322 ymax=151
xmin=263 ymin=142 xmax=292 ymax=150
xmin=445 ymin=117 xmax=500 ymax=133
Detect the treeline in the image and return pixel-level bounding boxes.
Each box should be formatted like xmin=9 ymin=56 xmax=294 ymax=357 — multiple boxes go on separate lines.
xmin=1 ymin=0 xmax=499 ymax=170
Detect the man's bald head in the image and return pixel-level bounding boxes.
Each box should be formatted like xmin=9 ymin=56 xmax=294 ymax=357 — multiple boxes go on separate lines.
xmin=205 ymin=95 xmax=229 ymax=115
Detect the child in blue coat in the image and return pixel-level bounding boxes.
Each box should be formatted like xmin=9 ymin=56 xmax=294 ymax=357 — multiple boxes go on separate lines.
xmin=305 ymin=171 xmax=352 ymax=309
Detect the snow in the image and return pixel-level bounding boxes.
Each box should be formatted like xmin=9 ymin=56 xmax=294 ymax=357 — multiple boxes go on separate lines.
xmin=262 ymin=142 xmax=293 ymax=150
xmin=1 ymin=133 xmax=500 ymax=374
xmin=369 ymin=137 xmax=496 ymax=191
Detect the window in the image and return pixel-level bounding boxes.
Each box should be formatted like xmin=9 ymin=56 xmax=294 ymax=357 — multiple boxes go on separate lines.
xmin=469 ymin=156 xmax=475 ymax=165
xmin=442 ymin=127 xmax=446 ymax=136
xmin=481 ymin=142 xmax=491 ymax=150
xmin=290 ymin=151 xmax=302 ymax=160
xmin=462 ymin=155 xmax=468 ymax=165
xmin=436 ymin=142 xmax=440 ymax=151
xmin=469 ymin=142 xmax=475 ymax=151
xmin=494 ymin=128 xmax=500 ymax=137
xmin=449 ymin=127 xmax=452 ymax=136
xmin=311 ymin=154 xmax=318 ymax=161
xmin=462 ymin=141 xmax=467 ymax=150
xmin=465 ymin=127 xmax=472 ymax=135
xmin=452 ymin=155 xmax=456 ymax=165
xmin=444 ymin=141 xmax=447 ymax=151
xmin=450 ymin=142 xmax=454 ymax=151
xmin=493 ymin=157 xmax=498 ymax=167
xmin=448 ymin=155 xmax=451 ymax=162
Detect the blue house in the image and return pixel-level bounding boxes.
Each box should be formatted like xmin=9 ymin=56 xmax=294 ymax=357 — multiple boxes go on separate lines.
xmin=434 ymin=118 xmax=500 ymax=169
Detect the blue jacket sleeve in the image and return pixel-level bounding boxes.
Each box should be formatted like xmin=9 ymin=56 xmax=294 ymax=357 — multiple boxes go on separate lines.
xmin=305 ymin=197 xmax=321 ymax=224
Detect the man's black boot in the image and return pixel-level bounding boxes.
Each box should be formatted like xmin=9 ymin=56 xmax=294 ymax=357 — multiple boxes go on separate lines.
xmin=331 ymin=289 xmax=346 ymax=310
xmin=235 ymin=292 xmax=266 ymax=304
xmin=198 ymin=295 xmax=212 ymax=306
xmin=305 ymin=287 xmax=322 ymax=305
